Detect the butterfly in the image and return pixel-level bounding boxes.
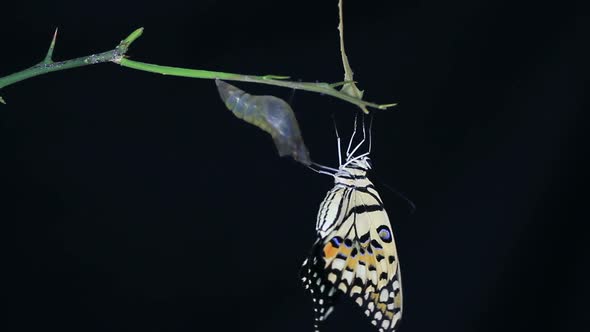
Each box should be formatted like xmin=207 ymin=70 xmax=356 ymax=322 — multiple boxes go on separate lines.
xmin=302 ymin=116 xmax=403 ymax=332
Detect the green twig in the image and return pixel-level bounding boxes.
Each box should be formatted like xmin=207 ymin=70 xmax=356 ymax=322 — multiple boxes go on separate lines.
xmin=338 ymin=0 xmax=368 ymax=113
xmin=0 ymin=27 xmax=396 ymax=112
xmin=117 ymin=59 xmax=395 ymax=111
xmin=0 ymin=27 xmax=144 ymax=103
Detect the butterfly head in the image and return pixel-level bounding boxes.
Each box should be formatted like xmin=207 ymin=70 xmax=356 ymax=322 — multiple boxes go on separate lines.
xmin=336 ymin=155 xmax=373 ymax=180
xmin=345 ymin=155 xmax=372 ymax=170
xmin=353 ymin=155 xmax=372 ymax=170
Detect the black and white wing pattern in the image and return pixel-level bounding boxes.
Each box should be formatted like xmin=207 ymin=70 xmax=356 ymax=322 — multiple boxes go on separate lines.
xmin=302 ymin=156 xmax=402 ymax=332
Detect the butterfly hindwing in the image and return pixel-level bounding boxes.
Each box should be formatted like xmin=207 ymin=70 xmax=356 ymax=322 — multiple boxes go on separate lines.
xmin=301 ymin=240 xmax=341 ymax=331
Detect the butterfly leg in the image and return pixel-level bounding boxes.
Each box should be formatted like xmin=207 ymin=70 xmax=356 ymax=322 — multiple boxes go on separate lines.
xmin=308 ymin=164 xmax=338 ymax=177
xmin=332 ymin=115 xmax=343 ymax=166
xmin=347 ymin=115 xmax=367 ymax=159
xmin=346 ymin=113 xmax=358 ymax=157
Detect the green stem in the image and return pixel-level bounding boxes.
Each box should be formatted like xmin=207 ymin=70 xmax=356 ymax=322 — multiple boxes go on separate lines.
xmin=0 ymin=49 xmax=121 ymax=89
xmin=118 ymin=59 xmax=396 ymax=111
xmin=0 ymin=28 xmax=143 ymax=103
xmin=0 ymin=27 xmax=396 ymax=112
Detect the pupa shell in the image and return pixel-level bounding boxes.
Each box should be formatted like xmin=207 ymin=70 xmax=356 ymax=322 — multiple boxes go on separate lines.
xmin=216 ymin=79 xmax=311 ymax=165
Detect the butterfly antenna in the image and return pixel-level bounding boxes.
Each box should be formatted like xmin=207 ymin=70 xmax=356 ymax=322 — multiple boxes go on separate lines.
xmin=384 ymin=183 xmax=416 ymax=214
xmin=373 ymin=172 xmax=416 ymax=214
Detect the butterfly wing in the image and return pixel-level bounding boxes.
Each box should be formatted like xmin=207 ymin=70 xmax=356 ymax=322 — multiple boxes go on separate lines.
xmin=302 ymin=183 xmax=402 ymax=332
xmin=301 ymin=186 xmax=351 ymax=330
xmin=301 ymin=240 xmax=341 ymax=332
xmin=350 ymin=187 xmax=403 ymax=332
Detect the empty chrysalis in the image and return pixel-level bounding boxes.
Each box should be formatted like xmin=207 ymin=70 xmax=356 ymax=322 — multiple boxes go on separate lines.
xmin=215 ymin=79 xmax=311 ymax=165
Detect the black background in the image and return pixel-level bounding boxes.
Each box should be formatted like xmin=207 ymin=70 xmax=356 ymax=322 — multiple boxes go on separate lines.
xmin=1 ymin=1 xmax=587 ymax=332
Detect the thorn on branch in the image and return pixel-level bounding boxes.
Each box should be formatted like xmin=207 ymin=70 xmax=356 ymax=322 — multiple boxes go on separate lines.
xmin=44 ymin=28 xmax=58 ymax=64
xmin=0 ymin=96 xmax=6 ymax=104
xmin=378 ymin=103 xmax=397 ymax=109
xmin=329 ymin=80 xmax=356 ymax=88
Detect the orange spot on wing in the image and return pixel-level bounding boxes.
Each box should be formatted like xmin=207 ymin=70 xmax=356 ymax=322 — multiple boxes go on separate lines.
xmin=357 ymin=255 xmax=375 ymax=268
xmin=323 ymin=243 xmax=339 ymax=258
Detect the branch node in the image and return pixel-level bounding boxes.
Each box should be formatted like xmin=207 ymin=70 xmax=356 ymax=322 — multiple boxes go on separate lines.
xmin=329 ymin=80 xmax=356 ymax=88
xmin=338 ymin=0 xmax=369 ymax=113
xmin=112 ymin=27 xmax=144 ymax=64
